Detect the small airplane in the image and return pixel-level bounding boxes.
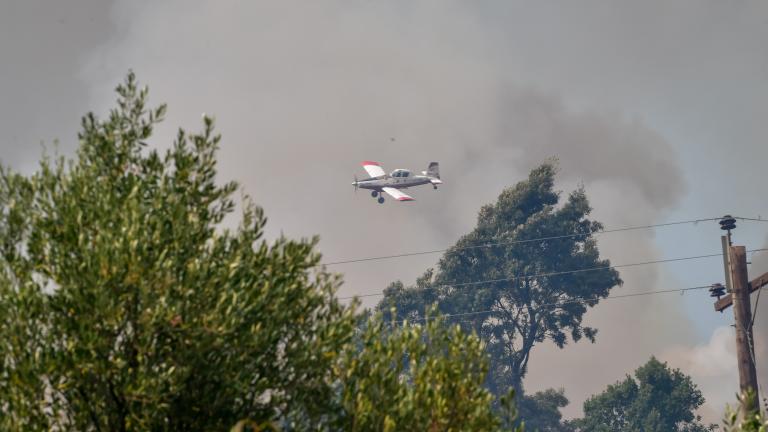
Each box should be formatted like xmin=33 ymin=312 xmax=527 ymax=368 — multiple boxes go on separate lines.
xmin=352 ymin=161 xmax=442 ymax=203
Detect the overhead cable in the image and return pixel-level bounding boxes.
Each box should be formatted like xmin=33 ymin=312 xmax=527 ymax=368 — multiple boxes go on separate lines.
xmin=338 ymin=248 xmax=768 ymax=300
xmin=734 ymin=216 xmax=767 ymax=223
xmin=410 ymin=284 xmax=712 ymax=323
xmin=323 ymin=215 xmax=764 ymax=267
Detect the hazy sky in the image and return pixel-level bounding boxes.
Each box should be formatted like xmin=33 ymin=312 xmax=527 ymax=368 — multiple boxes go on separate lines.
xmin=3 ymin=0 xmax=767 ymax=422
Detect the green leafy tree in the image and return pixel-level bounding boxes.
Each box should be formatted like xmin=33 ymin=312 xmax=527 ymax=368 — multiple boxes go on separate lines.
xmin=0 ymin=73 xmax=358 ymax=430
xmin=722 ymin=391 xmax=767 ymax=432
xmin=333 ymin=309 xmax=522 ymax=432
xmin=572 ymin=357 xmax=715 ymax=432
xmin=378 ymin=162 xmax=622 ymax=396
xmin=517 ymin=389 xmax=574 ymax=432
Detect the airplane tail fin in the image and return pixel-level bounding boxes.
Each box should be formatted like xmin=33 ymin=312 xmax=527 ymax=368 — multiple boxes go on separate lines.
xmin=427 ymin=162 xmax=440 ymax=179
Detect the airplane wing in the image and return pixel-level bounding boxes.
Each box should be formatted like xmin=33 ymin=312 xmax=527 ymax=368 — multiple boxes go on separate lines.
xmin=361 ymin=161 xmax=386 ymax=178
xmin=382 ymin=187 xmax=415 ymax=201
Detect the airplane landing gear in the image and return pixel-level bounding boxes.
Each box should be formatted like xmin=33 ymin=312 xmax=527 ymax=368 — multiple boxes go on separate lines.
xmin=433 ymin=185 xmax=438 ymax=190
xmin=377 ymin=197 xmax=385 ymax=204
xmin=371 ymin=190 xmax=379 ymax=198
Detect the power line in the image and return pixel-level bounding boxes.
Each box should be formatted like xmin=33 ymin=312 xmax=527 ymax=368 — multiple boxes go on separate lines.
xmin=751 ymin=284 xmax=763 ymax=330
xmin=411 ymin=284 xmax=712 ymax=323
xmin=322 ymin=215 xmax=764 ymax=267
xmin=338 ymin=249 xmax=768 ymax=300
xmin=735 ymin=216 xmax=767 ymax=223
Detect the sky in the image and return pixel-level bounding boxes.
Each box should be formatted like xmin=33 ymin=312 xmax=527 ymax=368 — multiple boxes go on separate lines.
xmin=2 ymin=0 xmax=767 ymax=422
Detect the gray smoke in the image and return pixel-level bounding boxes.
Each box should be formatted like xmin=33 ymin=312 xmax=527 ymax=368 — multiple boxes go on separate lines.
xmin=5 ymin=0 xmax=767 ymax=423
xmin=78 ymin=1 xmax=690 ymax=420
xmin=0 ymin=0 xmax=116 ymax=172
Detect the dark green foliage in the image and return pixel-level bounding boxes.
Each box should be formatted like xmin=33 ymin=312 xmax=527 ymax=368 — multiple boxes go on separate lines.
xmin=378 ymin=162 xmax=622 ymax=395
xmin=572 ymin=357 xmax=715 ymax=432
xmin=0 ymin=73 xmax=358 ymax=430
xmin=518 ymin=389 xmax=574 ymax=432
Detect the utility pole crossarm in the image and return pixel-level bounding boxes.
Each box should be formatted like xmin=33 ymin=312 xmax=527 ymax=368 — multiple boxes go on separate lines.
xmin=714 ymin=271 xmax=768 ymax=312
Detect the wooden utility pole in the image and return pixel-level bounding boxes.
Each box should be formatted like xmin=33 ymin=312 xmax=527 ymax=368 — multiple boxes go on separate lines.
xmin=712 ymin=216 xmax=762 ymax=415
xmin=726 ymin=245 xmax=760 ymax=414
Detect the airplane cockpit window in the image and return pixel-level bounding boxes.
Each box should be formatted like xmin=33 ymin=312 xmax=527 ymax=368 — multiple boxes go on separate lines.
xmin=391 ymin=169 xmax=410 ymax=178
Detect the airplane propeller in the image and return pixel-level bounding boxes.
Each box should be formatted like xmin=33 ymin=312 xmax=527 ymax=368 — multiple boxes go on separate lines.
xmin=352 ymin=175 xmax=358 ymax=193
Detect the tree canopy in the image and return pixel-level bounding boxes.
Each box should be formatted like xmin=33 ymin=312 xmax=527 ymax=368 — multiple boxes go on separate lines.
xmin=572 ymin=357 xmax=714 ymax=432
xmin=378 ymin=162 xmax=622 ymax=396
xmin=0 ymin=72 xmax=364 ymax=430
xmin=517 ymin=388 xmax=574 ymax=432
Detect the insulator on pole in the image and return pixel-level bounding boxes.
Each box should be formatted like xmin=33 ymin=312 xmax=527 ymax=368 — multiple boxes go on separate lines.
xmin=709 ymin=283 xmax=726 ymax=299
xmin=719 ymin=215 xmax=736 ymax=231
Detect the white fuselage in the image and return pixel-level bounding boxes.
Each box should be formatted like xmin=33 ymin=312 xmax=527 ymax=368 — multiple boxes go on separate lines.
xmin=355 ymin=168 xmax=438 ymax=191
xmin=354 ymin=163 xmax=441 ymax=203
xmin=356 ymin=174 xmax=430 ymax=191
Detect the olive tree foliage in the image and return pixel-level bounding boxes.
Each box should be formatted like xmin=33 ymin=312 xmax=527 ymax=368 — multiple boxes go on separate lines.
xmin=0 ymin=73 xmax=357 ymax=430
xmin=722 ymin=392 xmax=768 ymax=432
xmin=724 ymin=413 xmax=768 ymax=432
xmin=378 ymin=163 xmax=622 ymax=395
xmin=333 ymin=309 xmax=523 ymax=432
xmin=571 ymin=357 xmax=714 ymax=432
